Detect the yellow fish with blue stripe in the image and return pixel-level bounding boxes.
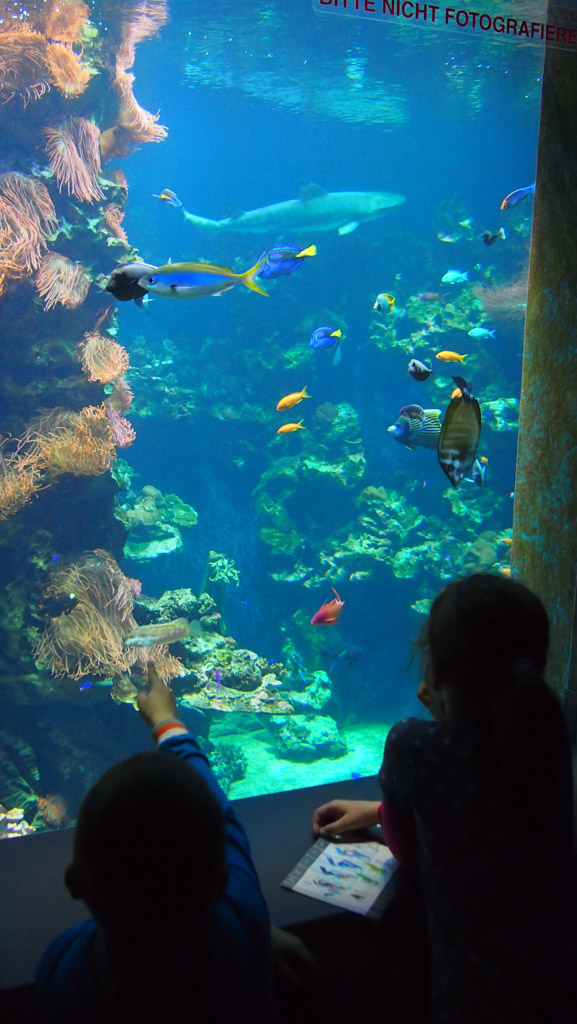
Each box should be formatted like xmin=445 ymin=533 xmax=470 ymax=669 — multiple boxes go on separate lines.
xmin=138 ymin=259 xmax=268 ymax=299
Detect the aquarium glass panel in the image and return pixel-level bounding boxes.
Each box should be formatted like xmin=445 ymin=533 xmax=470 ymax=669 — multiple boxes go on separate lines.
xmin=0 ymin=0 xmax=552 ymax=837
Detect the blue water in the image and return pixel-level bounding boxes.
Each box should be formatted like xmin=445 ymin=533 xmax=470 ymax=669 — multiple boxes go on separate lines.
xmin=0 ymin=0 xmax=545 ymax=828
xmin=115 ymin=2 xmax=540 ymax=722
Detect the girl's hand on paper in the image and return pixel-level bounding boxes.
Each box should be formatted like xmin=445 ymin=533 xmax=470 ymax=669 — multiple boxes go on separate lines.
xmin=312 ymin=799 xmax=381 ymax=839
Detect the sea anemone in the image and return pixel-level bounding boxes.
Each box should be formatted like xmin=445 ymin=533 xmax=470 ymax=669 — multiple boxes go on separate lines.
xmin=77 ymin=331 xmax=130 ymax=384
xmin=107 ymin=377 xmax=134 ymax=413
xmin=46 ymin=41 xmax=91 ymax=97
xmin=104 ymin=402 xmax=136 ymax=448
xmin=108 ymin=167 xmax=128 ymax=194
xmin=0 ymin=451 xmax=39 ymax=520
xmin=115 ymin=0 xmax=169 ymax=73
xmin=33 ymin=548 xmax=183 ymax=684
xmin=0 ymin=172 xmax=58 ymax=286
xmin=41 ymin=0 xmax=90 ymax=44
xmin=0 ymin=172 xmax=58 ymax=238
xmin=37 ymin=794 xmax=69 ymax=828
xmin=25 ymin=405 xmax=117 ymax=478
xmin=102 ymin=202 xmax=128 ymax=241
xmin=0 ymin=29 xmax=51 ymax=106
xmin=35 ymin=252 xmax=90 ymax=310
xmin=101 ymin=70 xmax=167 ymax=159
xmin=472 ymin=271 xmax=528 ymax=321
xmin=44 ymin=116 xmax=104 ymax=204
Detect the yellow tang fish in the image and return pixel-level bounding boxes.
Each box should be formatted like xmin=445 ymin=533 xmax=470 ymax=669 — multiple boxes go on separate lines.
xmin=276 ymin=386 xmax=311 ymax=412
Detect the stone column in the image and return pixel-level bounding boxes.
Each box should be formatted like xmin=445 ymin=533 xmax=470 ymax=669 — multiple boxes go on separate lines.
xmin=513 ymin=16 xmax=577 ymax=727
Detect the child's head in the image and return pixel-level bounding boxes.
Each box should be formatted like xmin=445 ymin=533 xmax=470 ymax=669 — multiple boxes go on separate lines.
xmin=419 ymin=574 xmax=570 ymax=810
xmin=66 ymin=751 xmax=227 ymax=942
xmin=421 ymin=572 xmax=549 ymax=695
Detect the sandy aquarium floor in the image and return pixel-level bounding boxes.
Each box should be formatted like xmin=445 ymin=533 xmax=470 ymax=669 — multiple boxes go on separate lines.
xmin=213 ymin=721 xmax=389 ymax=800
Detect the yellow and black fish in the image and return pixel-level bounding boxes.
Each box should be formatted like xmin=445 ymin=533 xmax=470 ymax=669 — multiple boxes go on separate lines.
xmin=388 ymin=408 xmax=442 ymax=450
xmin=437 ymin=376 xmax=481 ymax=487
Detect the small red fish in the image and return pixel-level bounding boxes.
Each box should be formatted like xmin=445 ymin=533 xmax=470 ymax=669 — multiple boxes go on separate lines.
xmin=311 ymin=587 xmax=344 ymax=626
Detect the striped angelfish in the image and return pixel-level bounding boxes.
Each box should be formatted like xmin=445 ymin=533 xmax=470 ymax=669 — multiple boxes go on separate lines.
xmin=437 ymin=377 xmax=481 ymax=487
xmin=387 ymin=409 xmax=442 ymax=450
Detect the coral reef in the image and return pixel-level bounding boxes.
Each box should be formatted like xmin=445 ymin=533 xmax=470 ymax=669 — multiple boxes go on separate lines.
xmin=253 ymin=403 xmax=366 ymax=565
xmin=116 ymin=484 xmax=198 ymax=561
xmin=206 ymin=550 xmax=241 ymax=586
xmin=198 ymin=739 xmax=248 ymax=795
xmin=285 ymin=670 xmax=333 ymax=714
xmin=266 ymin=714 xmax=347 ymax=762
xmin=0 ymin=4 xmax=181 ymax=827
xmin=0 ymin=805 xmax=35 ymax=839
xmin=482 ymin=398 xmax=519 ymax=433
xmin=32 ymin=549 xmax=183 ymax=689
xmin=134 ymin=587 xmax=294 ymax=715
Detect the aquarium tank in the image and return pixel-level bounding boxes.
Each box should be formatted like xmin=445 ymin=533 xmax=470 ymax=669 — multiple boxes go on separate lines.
xmin=0 ymin=0 xmax=552 ymax=839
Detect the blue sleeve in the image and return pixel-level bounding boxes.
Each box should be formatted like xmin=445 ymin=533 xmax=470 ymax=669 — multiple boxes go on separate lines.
xmin=35 ymin=920 xmax=100 ymax=1023
xmin=158 ymin=734 xmax=269 ymax=922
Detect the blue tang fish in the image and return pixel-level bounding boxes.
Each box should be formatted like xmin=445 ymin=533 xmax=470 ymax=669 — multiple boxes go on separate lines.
xmin=500 ymin=183 xmax=535 ymax=211
xmin=153 ymin=188 xmax=182 ymax=208
xmin=257 ymin=244 xmax=316 ymax=279
xmin=310 ymin=326 xmax=343 ymax=365
xmin=139 ymin=259 xmax=269 ymax=299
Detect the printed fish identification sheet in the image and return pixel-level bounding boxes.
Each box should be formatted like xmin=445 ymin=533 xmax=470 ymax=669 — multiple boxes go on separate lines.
xmin=282 ymin=838 xmax=400 ymax=919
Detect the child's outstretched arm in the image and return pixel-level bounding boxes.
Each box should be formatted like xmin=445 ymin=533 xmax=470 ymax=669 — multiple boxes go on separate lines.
xmin=136 ymin=660 xmax=178 ymax=729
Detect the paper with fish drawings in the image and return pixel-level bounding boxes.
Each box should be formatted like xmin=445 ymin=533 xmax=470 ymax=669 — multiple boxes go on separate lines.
xmin=282 ymin=838 xmax=400 ymax=919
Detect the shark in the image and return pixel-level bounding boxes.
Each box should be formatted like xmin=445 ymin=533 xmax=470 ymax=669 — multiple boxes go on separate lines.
xmin=182 ymin=182 xmax=405 ymax=236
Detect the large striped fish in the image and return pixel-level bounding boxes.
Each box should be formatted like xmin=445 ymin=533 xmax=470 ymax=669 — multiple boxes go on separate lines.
xmin=437 ymin=377 xmax=481 ymax=487
xmin=388 ymin=409 xmax=442 ymax=450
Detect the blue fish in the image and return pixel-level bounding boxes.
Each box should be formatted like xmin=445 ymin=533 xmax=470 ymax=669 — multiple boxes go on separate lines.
xmin=319 ymin=865 xmax=349 ymax=878
xmin=290 ymin=651 xmax=307 ymax=685
xmin=310 ymin=326 xmax=343 ymax=365
xmin=79 ymin=681 xmax=93 ymax=691
xmin=328 ymin=855 xmax=359 ymax=869
xmin=329 ymin=646 xmax=362 ymax=672
xmin=153 ymin=188 xmax=182 ymax=208
xmin=500 ymin=183 xmax=535 ymax=211
xmin=138 ymin=259 xmax=268 ymax=299
xmin=335 ymin=846 xmax=370 ymax=859
xmin=257 ymin=244 xmax=316 ymax=279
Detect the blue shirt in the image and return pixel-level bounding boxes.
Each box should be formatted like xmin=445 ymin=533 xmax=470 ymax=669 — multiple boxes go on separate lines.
xmin=36 ymin=732 xmax=277 ymax=1023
